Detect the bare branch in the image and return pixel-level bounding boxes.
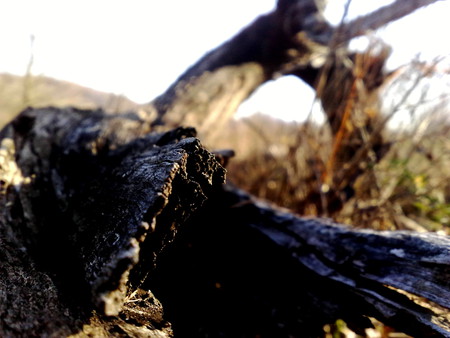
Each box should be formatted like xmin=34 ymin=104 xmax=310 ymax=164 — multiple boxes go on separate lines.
xmin=335 ymin=0 xmax=442 ymax=44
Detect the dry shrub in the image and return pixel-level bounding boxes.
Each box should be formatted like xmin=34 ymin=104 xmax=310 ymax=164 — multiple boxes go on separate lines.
xmin=210 ymin=54 xmax=450 ymax=234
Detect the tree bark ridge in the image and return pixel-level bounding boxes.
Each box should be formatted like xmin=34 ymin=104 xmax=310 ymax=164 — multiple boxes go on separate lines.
xmin=0 ymin=107 xmax=225 ymax=336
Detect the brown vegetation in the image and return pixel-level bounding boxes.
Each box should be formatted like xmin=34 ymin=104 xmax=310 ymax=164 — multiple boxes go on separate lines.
xmin=2 ymin=53 xmax=449 ymax=237
xmin=214 ymin=56 xmax=450 ymax=234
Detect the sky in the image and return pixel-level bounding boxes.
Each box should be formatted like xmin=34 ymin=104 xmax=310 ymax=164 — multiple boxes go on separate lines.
xmin=0 ymin=0 xmax=449 ymax=122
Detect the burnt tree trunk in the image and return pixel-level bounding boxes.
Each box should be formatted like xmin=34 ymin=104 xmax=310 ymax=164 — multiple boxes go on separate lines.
xmin=151 ymin=185 xmax=450 ymax=337
xmin=1 ymin=0 xmax=448 ymax=337
xmin=0 ymin=107 xmax=225 ymax=336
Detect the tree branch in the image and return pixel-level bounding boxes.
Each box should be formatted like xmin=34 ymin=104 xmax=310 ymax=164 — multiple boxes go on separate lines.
xmin=336 ymin=0 xmax=442 ymax=44
xmin=147 ymin=0 xmax=441 ymax=137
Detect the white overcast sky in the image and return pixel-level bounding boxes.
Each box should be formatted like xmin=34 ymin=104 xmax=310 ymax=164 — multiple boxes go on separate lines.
xmin=0 ymin=0 xmax=449 ymax=122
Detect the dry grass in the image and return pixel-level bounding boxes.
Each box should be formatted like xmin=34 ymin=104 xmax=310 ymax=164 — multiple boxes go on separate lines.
xmin=2 ymin=55 xmax=449 ymax=235
xmin=208 ymin=55 xmax=450 ymax=234
xmin=206 ymin=55 xmax=450 ymax=336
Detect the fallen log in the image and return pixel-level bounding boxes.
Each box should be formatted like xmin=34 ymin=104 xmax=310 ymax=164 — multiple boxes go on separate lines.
xmin=1 ymin=0 xmax=449 ymax=336
xmin=149 ymin=183 xmax=450 ymax=337
xmin=1 ymin=107 xmax=449 ymax=337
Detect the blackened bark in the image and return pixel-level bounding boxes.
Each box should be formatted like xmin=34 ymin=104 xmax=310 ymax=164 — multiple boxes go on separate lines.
xmin=150 ymin=184 xmax=450 ymax=337
xmin=0 ymin=0 xmax=448 ymax=337
xmin=0 ymin=107 xmax=225 ymax=336
xmin=1 ymin=108 xmax=449 ymax=337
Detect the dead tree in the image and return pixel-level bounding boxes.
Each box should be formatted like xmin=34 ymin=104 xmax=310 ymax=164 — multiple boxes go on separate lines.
xmin=0 ymin=0 xmax=448 ymax=337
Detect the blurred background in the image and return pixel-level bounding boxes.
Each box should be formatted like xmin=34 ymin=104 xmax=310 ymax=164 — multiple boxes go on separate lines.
xmin=0 ymin=0 xmax=449 ymax=123
xmin=1 ymin=0 xmax=449 ymax=234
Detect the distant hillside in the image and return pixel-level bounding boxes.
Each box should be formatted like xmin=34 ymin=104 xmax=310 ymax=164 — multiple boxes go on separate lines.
xmin=0 ymin=73 xmax=142 ymax=128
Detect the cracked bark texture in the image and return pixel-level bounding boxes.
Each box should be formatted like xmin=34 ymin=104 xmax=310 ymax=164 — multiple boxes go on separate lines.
xmin=0 ymin=107 xmax=225 ymax=336
xmin=149 ymin=185 xmax=450 ymax=337
xmin=0 ymin=0 xmax=448 ymax=337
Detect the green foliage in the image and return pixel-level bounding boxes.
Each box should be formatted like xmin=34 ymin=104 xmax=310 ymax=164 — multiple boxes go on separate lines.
xmin=414 ymin=196 xmax=450 ymax=227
